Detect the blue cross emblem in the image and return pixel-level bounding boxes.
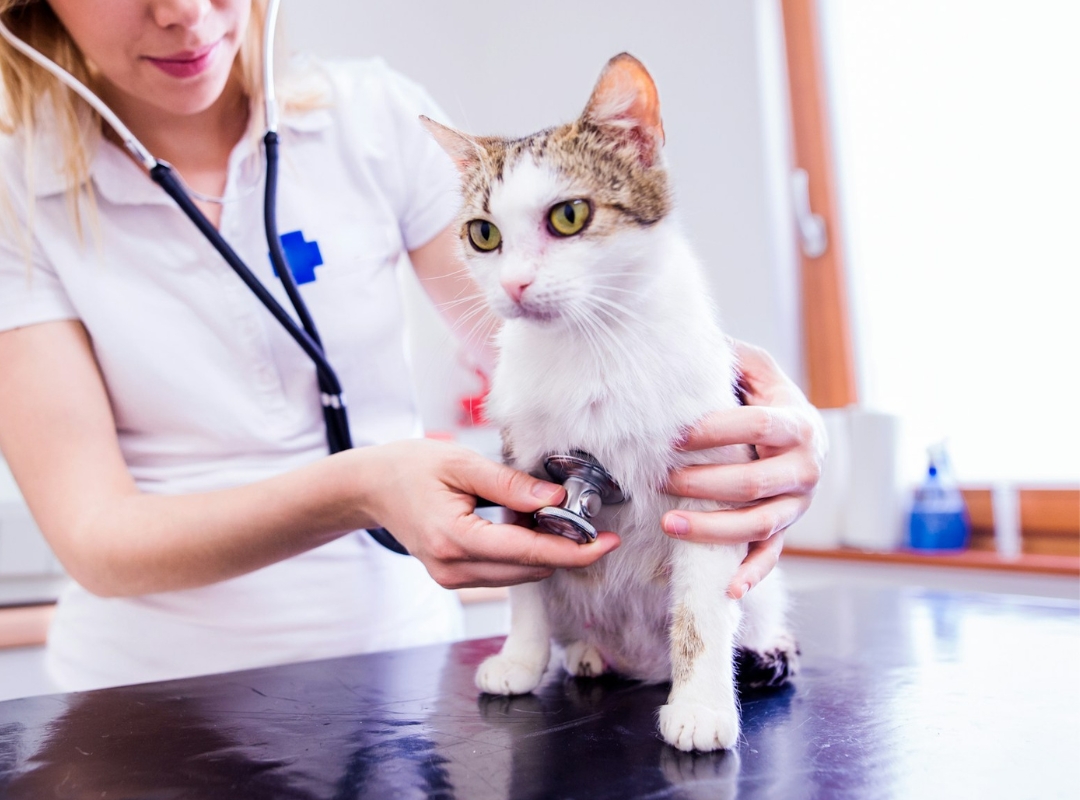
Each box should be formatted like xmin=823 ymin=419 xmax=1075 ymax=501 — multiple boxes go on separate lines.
xmin=271 ymin=230 xmax=324 ymax=285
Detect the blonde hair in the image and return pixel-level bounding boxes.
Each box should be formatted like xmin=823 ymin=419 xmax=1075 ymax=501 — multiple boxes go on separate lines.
xmin=0 ymin=0 xmax=274 ymax=241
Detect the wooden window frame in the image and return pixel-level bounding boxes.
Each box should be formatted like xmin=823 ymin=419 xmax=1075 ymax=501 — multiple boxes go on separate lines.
xmin=779 ymin=0 xmax=1078 ymax=567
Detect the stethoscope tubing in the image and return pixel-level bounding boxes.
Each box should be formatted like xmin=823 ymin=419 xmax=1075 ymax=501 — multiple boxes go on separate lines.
xmin=148 ymin=163 xmax=339 ymax=396
xmin=261 ymin=130 xmax=352 ymax=452
xmin=151 ymin=144 xmax=408 ymax=557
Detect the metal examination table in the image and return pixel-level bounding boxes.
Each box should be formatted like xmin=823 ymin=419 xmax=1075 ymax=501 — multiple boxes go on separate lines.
xmin=1 ymin=584 xmax=1077 ymax=799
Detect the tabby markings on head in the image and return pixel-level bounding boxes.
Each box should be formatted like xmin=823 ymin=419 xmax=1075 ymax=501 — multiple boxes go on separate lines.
xmin=459 ymin=121 xmax=672 ymax=239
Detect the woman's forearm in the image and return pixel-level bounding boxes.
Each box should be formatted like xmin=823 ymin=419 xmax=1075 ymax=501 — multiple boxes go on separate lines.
xmin=72 ymin=449 xmax=378 ymax=597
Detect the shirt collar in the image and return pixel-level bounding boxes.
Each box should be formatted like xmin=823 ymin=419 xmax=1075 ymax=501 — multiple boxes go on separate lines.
xmin=32 ymin=101 xmax=334 ymax=204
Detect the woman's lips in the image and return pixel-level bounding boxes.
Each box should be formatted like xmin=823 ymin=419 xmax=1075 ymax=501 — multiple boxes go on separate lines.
xmin=144 ymin=40 xmax=220 ymax=78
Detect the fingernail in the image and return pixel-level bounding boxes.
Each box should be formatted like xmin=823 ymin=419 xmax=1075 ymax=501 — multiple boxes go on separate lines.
xmin=532 ymin=481 xmax=563 ymax=502
xmin=664 ymin=513 xmax=689 ymax=536
xmin=726 ymin=581 xmax=750 ymax=599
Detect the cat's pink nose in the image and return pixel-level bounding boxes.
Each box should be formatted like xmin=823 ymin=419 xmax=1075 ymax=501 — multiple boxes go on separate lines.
xmin=502 ymin=280 xmax=531 ymax=303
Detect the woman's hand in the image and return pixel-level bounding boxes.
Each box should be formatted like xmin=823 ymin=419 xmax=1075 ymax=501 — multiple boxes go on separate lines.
xmin=661 ymin=340 xmax=827 ymax=599
xmin=358 ymin=439 xmax=621 ymax=589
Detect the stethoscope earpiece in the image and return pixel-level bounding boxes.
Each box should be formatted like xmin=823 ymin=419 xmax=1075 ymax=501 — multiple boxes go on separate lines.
xmin=534 ymin=452 xmax=626 ymax=544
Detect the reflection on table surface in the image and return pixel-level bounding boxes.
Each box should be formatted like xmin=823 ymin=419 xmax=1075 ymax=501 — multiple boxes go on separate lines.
xmin=1 ymin=585 xmax=1077 ymax=799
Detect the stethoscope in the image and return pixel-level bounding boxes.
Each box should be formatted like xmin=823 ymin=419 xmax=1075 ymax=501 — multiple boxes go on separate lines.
xmin=474 ymin=452 xmax=626 ymax=544
xmin=0 ymin=2 xmax=628 ymax=553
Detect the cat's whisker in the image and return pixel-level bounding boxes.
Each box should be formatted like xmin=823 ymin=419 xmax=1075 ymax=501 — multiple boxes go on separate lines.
xmin=590 ymin=304 xmax=647 ymax=370
xmin=564 ymin=309 xmax=599 ymax=361
xmin=435 ymin=287 xmax=483 ymax=305
xmin=419 ymin=264 xmax=475 ymax=282
xmin=451 ymin=94 xmax=476 ymax=139
xmin=436 ymin=292 xmax=486 ymax=313
xmin=444 ymin=293 xmax=492 ymax=321
xmin=590 ymin=270 xmax=650 ymax=286
xmin=580 ymin=314 xmax=615 ymax=368
xmin=445 ymin=308 xmax=486 ymax=335
xmin=450 ymin=307 xmax=500 ymax=352
xmin=588 ymin=286 xmax=651 ymax=309
xmin=437 ymin=308 xmax=499 ymax=366
xmin=572 ymin=302 xmax=638 ymax=372
xmin=566 ymin=306 xmax=610 ymax=368
xmin=593 ymin=270 xmax=649 ymax=282
xmin=579 ymin=295 xmax=646 ymax=344
xmin=589 ymin=284 xmax=644 ymax=297
xmin=466 ymin=308 xmax=500 ymax=344
xmin=586 ymin=294 xmax=650 ymax=329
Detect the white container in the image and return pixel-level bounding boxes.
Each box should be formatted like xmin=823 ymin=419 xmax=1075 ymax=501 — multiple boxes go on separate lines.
xmin=840 ymin=409 xmax=905 ymax=551
xmin=992 ymin=483 xmax=1022 ymax=560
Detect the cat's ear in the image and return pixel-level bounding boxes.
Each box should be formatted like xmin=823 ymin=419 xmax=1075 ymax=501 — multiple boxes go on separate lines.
xmin=582 ymin=53 xmax=666 ymax=164
xmin=420 ymin=115 xmax=483 ymax=172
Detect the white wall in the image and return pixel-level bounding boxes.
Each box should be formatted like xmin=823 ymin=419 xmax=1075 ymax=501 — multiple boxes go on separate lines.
xmin=286 ymin=0 xmax=802 ymax=430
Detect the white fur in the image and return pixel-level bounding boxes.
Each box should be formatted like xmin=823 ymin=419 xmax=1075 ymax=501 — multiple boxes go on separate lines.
xmin=468 ymin=158 xmax=794 ymax=752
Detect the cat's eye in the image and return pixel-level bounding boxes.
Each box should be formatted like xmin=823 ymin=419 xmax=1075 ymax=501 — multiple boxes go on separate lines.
xmin=467 ymin=219 xmax=502 ymax=252
xmin=548 ymin=199 xmax=592 ymax=237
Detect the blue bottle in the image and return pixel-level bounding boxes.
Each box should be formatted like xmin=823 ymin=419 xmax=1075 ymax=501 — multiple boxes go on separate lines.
xmin=908 ymin=446 xmax=970 ymax=551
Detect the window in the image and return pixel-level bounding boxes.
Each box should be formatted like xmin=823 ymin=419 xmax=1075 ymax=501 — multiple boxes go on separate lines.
xmin=792 ymin=0 xmax=1079 ymax=483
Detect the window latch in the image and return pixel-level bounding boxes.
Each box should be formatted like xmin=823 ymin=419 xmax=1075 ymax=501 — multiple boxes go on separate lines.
xmin=791 ymin=168 xmax=828 ymax=258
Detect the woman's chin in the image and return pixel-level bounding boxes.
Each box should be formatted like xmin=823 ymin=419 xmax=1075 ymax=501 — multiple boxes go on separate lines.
xmin=135 ymin=64 xmax=239 ymax=119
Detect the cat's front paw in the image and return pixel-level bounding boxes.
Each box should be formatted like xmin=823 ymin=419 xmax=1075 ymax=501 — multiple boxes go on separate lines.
xmin=475 ymin=653 xmax=546 ymax=696
xmin=564 ymin=641 xmax=607 ymax=678
xmin=658 ymin=702 xmax=740 ymax=752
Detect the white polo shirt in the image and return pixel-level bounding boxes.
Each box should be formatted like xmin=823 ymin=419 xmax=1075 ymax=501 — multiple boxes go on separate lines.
xmin=0 ymin=58 xmax=465 ymax=691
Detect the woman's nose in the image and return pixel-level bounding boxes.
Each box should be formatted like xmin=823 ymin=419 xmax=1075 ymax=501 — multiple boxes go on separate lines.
xmin=150 ymin=0 xmax=212 ymax=29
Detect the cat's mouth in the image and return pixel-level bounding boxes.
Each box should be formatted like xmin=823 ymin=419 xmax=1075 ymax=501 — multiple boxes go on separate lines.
xmin=519 ymin=306 xmax=560 ymax=323
xmin=502 ymin=299 xmax=561 ymax=324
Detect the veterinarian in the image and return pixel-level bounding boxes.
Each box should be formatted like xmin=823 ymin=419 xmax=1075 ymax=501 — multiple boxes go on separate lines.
xmin=0 ymin=0 xmax=825 ymax=691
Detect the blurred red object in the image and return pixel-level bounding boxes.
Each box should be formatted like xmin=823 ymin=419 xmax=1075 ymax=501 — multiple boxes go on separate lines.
xmin=459 ymin=368 xmax=490 ymax=427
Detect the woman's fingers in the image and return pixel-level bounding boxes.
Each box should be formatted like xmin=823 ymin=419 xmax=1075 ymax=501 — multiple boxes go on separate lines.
xmin=659 ymin=340 xmax=820 ymax=597
xmin=727 ymin=532 xmax=785 ymax=599
xmin=667 ymin=453 xmax=821 ymax=503
xmin=370 ymin=440 xmax=622 ymax=590
xmin=730 ymin=338 xmax=803 ymax=404
xmin=468 ymin=520 xmax=621 ymax=569
xmin=444 ymin=452 xmax=622 ymax=568
xmin=661 ymin=495 xmax=807 ymax=544
xmin=678 ymin=406 xmax=813 ymax=452
xmin=425 ymin=515 xmax=620 ymax=589
xmin=449 ymin=451 xmax=566 ymax=512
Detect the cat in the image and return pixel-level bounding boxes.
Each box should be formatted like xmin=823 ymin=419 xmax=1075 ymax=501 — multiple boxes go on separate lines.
xmin=421 ymin=53 xmax=797 ymax=752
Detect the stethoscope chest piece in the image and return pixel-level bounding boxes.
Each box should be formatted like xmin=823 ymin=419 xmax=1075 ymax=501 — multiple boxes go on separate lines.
xmin=535 ymin=451 xmax=626 ymax=544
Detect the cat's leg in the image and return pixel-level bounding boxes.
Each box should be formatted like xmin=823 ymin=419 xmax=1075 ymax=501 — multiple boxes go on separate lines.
xmin=735 ymin=568 xmax=799 ymax=690
xmin=564 ymin=640 xmax=607 ymax=678
xmin=475 ymin=582 xmax=552 ymax=695
xmin=658 ymin=542 xmax=745 ymax=752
